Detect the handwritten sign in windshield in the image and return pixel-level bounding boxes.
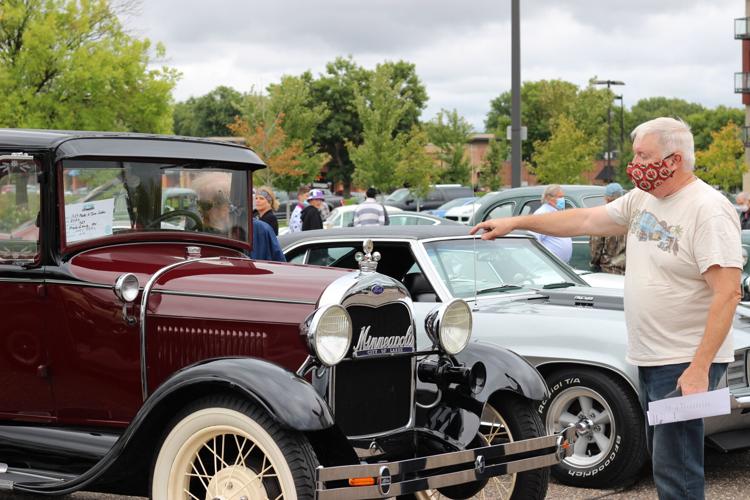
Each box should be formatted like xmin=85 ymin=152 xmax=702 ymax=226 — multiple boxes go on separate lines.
xmin=65 ymin=198 xmax=114 ymax=243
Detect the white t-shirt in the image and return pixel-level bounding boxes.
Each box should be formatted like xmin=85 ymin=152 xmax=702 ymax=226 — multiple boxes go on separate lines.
xmin=606 ymin=178 xmax=742 ymax=366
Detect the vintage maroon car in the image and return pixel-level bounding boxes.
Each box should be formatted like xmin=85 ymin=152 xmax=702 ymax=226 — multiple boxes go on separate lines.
xmin=0 ymin=129 xmax=575 ymax=499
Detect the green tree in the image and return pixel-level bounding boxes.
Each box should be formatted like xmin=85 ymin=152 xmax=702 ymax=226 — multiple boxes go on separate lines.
xmin=695 ymin=122 xmax=746 ymax=192
xmin=394 ymin=126 xmax=434 ymax=199
xmin=481 ymin=133 xmax=509 ymax=191
xmin=0 ymin=0 xmax=178 ymax=132
xmin=426 ymin=109 xmax=473 ymax=184
xmin=485 ymin=79 xmax=609 ymax=163
xmin=531 ymin=115 xmax=599 ymax=184
xmin=173 ymin=86 xmax=245 ymax=137
xmin=310 ymin=56 xmax=427 ymax=193
xmin=349 ymin=64 xmax=409 ymax=191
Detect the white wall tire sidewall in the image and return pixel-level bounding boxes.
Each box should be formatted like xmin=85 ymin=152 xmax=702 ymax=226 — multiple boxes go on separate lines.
xmin=152 ymin=406 xmax=297 ymax=500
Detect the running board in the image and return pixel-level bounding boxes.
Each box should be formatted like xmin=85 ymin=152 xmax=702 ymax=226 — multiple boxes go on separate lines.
xmin=0 ymin=463 xmax=76 ymax=491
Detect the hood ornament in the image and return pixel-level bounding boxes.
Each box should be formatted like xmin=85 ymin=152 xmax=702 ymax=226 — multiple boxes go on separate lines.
xmin=355 ymin=239 xmax=380 ymax=273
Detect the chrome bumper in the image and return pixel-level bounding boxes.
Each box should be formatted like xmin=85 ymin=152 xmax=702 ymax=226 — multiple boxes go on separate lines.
xmin=731 ymin=395 xmax=750 ymax=410
xmin=315 ymin=426 xmax=576 ymax=499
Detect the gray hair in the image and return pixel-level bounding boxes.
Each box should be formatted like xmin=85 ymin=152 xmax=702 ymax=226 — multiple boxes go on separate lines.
xmin=630 ymin=117 xmax=695 ymax=171
xmin=541 ymin=184 xmax=562 ymax=201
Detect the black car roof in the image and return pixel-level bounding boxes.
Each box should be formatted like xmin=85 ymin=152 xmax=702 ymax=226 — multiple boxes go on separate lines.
xmin=278 ymin=225 xmax=532 ymax=247
xmin=0 ymin=128 xmax=265 ymax=168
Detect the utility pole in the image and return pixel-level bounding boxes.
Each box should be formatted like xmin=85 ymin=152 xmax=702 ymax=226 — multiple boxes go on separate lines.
xmin=511 ymin=0 xmax=521 ymax=187
xmin=593 ymin=79 xmax=625 ymax=182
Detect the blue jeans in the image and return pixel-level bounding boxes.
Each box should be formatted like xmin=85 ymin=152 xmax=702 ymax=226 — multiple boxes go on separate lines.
xmin=638 ymin=362 xmax=727 ymax=500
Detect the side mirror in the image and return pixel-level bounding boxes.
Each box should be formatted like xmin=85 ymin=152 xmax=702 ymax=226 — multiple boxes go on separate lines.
xmin=743 ymin=275 xmax=750 ymax=301
xmin=405 ymin=198 xmax=414 ymax=205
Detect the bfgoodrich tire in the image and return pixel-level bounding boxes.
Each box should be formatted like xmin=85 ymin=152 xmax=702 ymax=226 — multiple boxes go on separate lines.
xmin=420 ymin=393 xmax=549 ymax=500
xmin=538 ymin=367 xmax=647 ymax=489
xmin=151 ymin=394 xmax=319 ymax=500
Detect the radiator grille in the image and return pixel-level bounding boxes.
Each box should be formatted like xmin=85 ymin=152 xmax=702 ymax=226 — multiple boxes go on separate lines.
xmin=728 ymin=349 xmax=748 ymax=389
xmin=332 ymin=302 xmax=414 ymax=436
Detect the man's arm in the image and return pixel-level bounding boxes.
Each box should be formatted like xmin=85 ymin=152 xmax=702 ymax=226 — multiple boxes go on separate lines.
xmin=470 ymin=205 xmax=627 ymax=240
xmin=678 ymin=265 xmax=742 ymax=395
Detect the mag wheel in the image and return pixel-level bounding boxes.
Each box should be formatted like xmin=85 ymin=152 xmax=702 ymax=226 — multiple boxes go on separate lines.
xmin=539 ymin=368 xmax=647 ymax=489
xmin=151 ymin=395 xmax=318 ymax=500
xmin=418 ymin=394 xmax=548 ymax=500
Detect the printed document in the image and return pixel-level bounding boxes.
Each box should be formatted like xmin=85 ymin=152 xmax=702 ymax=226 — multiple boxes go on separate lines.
xmin=647 ymin=387 xmax=730 ymax=426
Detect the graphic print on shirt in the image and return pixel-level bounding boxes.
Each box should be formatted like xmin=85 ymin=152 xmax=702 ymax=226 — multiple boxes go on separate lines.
xmin=629 ymin=209 xmax=682 ymax=255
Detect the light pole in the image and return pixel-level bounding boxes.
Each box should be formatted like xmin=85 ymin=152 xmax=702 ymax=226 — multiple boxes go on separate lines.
xmin=593 ymin=80 xmax=625 ymax=182
xmin=614 ymin=94 xmax=625 ymax=162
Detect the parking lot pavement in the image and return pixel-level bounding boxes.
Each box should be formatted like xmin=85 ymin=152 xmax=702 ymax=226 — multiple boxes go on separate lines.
xmin=1 ymin=447 xmax=748 ymax=499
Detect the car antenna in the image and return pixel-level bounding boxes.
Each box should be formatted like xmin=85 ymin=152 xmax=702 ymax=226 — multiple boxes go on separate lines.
xmin=472 ymin=190 xmax=479 ymax=311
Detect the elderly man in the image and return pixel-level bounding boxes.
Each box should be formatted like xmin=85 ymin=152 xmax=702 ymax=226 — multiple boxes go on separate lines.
xmin=472 ymin=117 xmax=742 ymax=500
xmin=737 ymin=192 xmax=750 ymax=230
xmin=532 ymin=184 xmax=572 ymax=262
xmin=590 ymin=182 xmax=627 ymax=274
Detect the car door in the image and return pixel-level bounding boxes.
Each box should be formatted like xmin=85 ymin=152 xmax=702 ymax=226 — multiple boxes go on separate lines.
xmin=0 ymin=151 xmax=55 ymax=422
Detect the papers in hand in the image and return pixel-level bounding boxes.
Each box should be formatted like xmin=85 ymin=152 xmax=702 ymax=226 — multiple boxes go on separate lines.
xmin=647 ymin=387 xmax=731 ymax=426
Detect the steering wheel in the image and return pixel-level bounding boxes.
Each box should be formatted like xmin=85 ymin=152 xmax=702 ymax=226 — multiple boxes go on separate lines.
xmin=147 ymin=209 xmax=203 ymax=231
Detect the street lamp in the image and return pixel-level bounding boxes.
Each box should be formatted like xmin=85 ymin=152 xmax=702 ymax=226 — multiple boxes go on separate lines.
xmin=593 ymin=79 xmax=625 ymax=182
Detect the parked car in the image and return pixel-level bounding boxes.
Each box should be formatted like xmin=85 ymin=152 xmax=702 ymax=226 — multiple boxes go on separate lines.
xmin=385 ymin=184 xmax=474 ymax=212
xmin=279 ymin=225 xmax=750 ymax=490
xmin=424 ymin=196 xmax=477 ymax=218
xmin=469 ymin=185 xmax=608 ymax=270
xmin=323 ymin=204 xmax=403 ymax=229
xmin=444 ymin=199 xmax=482 ymax=224
xmin=0 ymin=130 xmax=575 ymax=499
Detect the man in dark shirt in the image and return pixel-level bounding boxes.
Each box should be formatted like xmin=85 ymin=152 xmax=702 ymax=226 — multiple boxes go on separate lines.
xmin=301 ymin=189 xmax=324 ymax=231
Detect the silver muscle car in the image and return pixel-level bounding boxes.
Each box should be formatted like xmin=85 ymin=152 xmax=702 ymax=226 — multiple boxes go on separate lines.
xmin=280 ymin=226 xmax=750 ymax=490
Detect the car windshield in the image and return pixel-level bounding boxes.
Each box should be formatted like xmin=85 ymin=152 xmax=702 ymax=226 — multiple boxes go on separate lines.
xmin=386 ymin=188 xmax=411 ymax=202
xmin=61 ymin=159 xmax=249 ymax=245
xmin=423 ymin=238 xmax=582 ymax=299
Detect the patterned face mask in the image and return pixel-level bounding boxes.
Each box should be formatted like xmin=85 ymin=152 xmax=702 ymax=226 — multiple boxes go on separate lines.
xmin=626 ymin=153 xmax=675 ymax=193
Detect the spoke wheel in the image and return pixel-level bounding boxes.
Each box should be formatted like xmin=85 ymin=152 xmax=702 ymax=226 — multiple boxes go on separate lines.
xmin=152 ymin=396 xmax=318 ymax=500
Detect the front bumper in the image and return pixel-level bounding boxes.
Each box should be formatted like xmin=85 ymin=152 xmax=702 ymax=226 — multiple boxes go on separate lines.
xmin=315 ymin=426 xmax=576 ymax=499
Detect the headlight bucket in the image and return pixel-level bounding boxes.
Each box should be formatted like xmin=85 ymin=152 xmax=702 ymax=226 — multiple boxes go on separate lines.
xmin=302 ymin=304 xmax=353 ymax=366
xmin=425 ymin=299 xmax=472 ymax=355
xmin=114 ymin=273 xmax=140 ymax=303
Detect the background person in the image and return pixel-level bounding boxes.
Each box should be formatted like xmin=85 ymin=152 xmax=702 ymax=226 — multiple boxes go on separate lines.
xmin=301 ymin=189 xmax=325 ymax=231
xmin=533 ymin=184 xmax=572 ymax=262
xmin=471 ymin=117 xmax=742 ymax=500
xmin=250 ymin=217 xmax=285 ymax=262
xmin=353 ymin=187 xmax=386 ymax=227
xmin=288 ymin=186 xmax=308 ymax=233
xmin=736 ymin=192 xmax=750 ymax=230
xmin=590 ymin=182 xmax=627 ymax=275
xmin=254 ymin=185 xmax=280 ymax=235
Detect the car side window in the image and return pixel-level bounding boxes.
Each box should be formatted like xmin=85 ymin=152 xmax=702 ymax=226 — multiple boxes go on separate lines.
xmin=487 ymin=202 xmax=515 ymax=220
xmin=0 ymin=153 xmax=41 ymax=265
xmin=425 ymin=190 xmax=442 ymax=202
xmin=307 ymin=246 xmax=358 ymax=267
xmin=582 ymin=195 xmax=605 ymax=208
xmin=520 ymin=200 xmax=542 ymax=215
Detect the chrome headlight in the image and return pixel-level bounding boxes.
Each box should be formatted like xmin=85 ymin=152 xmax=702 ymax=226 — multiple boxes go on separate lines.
xmin=303 ymin=304 xmax=352 ymax=366
xmin=424 ymin=299 xmax=472 ymax=355
xmin=114 ymin=273 xmax=140 ymax=303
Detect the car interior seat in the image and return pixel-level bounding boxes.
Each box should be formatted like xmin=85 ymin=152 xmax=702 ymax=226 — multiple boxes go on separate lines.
xmin=403 ymin=272 xmax=438 ymax=302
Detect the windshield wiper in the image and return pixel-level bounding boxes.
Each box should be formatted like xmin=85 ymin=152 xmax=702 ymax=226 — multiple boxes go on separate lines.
xmin=476 ymin=284 xmax=524 ymax=295
xmin=542 ymin=281 xmax=578 ymax=289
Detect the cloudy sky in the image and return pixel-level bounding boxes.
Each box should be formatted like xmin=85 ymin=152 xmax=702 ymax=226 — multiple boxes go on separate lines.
xmin=127 ymin=0 xmax=742 ymax=131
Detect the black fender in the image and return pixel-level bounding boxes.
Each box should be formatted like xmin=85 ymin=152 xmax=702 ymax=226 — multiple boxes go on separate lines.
xmin=417 ymin=341 xmax=548 ymax=448
xmin=456 ymin=340 xmax=549 ymax=402
xmin=13 ymin=357 xmax=333 ymax=496
xmin=145 ymin=357 xmax=334 ymax=431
